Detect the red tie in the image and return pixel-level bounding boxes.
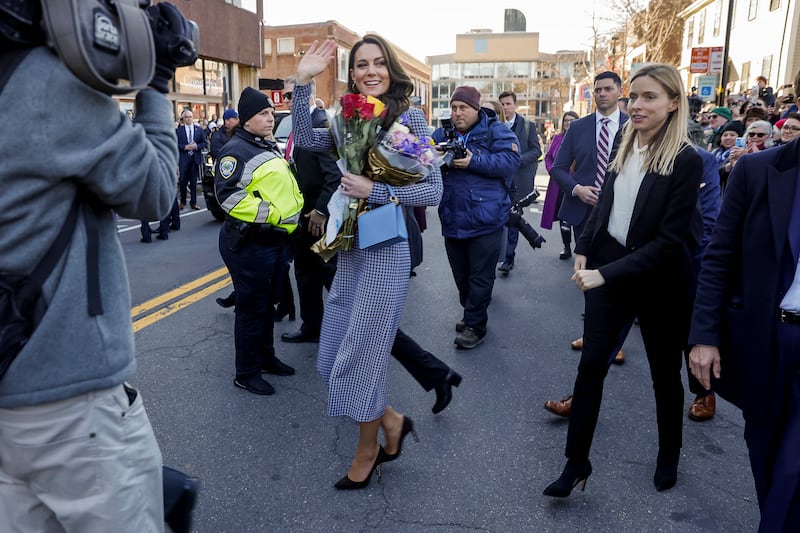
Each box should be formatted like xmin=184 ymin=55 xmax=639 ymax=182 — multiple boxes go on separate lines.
xmin=284 ymin=132 xmax=294 ymax=162
xmin=596 ymin=117 xmax=610 ymax=188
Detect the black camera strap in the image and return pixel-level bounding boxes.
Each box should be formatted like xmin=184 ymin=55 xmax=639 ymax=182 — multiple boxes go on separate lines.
xmin=0 ymin=48 xmax=32 ymax=96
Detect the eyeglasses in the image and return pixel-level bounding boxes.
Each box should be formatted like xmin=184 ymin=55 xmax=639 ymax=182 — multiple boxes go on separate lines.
xmin=747 ymin=132 xmax=767 ymax=138
xmin=708 ymin=114 xmax=720 ymax=119
xmin=782 ymin=125 xmax=800 ymax=132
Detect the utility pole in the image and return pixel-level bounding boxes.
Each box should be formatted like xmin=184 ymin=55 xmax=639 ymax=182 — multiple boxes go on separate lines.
xmin=718 ymin=0 xmax=735 ymax=105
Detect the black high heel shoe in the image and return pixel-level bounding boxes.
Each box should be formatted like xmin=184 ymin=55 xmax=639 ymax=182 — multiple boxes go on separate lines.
xmin=334 ymin=446 xmax=386 ymax=490
xmin=432 ymin=370 xmax=463 ymax=414
xmin=542 ymin=459 xmax=592 ymax=497
xmin=274 ymin=302 xmax=296 ymax=322
xmin=382 ymin=416 xmax=419 ymax=463
xmin=653 ymin=449 xmax=680 ymax=491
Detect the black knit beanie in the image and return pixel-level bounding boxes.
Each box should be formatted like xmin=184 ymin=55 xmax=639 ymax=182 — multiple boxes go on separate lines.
xmin=238 ymin=87 xmax=273 ymax=125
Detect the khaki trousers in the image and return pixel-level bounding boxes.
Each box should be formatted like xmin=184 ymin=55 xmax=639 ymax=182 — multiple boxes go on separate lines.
xmin=0 ymin=384 xmax=164 ymax=533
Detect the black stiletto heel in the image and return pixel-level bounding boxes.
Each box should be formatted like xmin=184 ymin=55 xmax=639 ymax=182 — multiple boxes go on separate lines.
xmin=274 ymin=301 xmax=296 ymax=322
xmin=543 ymin=459 xmax=592 ymax=497
xmin=382 ymin=416 xmax=418 ymax=463
xmin=334 ymin=446 xmax=386 ymax=490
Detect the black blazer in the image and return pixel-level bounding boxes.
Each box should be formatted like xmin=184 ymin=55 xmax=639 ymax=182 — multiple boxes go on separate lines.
xmin=689 ymin=139 xmax=800 ymax=414
xmin=575 ymin=144 xmax=702 ymax=286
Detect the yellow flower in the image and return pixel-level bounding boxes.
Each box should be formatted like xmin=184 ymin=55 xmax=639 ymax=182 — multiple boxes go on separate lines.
xmin=365 ymin=95 xmax=385 ymax=117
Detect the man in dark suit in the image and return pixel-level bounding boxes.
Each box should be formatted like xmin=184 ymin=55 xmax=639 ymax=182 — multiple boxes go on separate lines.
xmin=550 ymin=71 xmax=628 ymax=360
xmin=280 ymin=108 xmax=340 ymax=344
xmin=689 ymin=139 xmax=800 ymax=532
xmin=497 ymin=90 xmax=542 ymax=274
xmin=176 ymin=109 xmax=206 ymax=210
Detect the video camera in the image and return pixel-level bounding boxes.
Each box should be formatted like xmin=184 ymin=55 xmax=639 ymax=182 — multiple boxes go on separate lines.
xmin=507 ymin=189 xmax=546 ymax=250
xmin=436 ymin=118 xmax=467 ymax=166
xmin=1 ymin=0 xmax=199 ymax=95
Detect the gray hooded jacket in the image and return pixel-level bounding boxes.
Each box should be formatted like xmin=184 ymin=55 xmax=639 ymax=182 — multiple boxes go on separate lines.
xmin=0 ymin=47 xmax=178 ymax=408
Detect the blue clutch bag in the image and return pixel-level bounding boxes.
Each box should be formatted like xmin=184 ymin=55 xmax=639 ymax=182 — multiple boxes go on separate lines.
xmin=357 ymin=184 xmax=408 ymax=251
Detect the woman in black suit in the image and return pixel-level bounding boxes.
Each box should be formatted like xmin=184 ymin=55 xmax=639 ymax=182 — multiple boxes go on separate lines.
xmin=543 ymin=64 xmax=702 ymax=497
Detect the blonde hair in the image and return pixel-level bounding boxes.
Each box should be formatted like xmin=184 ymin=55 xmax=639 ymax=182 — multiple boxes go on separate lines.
xmin=610 ymin=63 xmax=690 ymax=176
xmin=481 ymin=98 xmax=504 ymax=118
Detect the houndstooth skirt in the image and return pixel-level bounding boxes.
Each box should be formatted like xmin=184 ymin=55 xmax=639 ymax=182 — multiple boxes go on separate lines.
xmin=317 ymin=237 xmax=410 ymax=422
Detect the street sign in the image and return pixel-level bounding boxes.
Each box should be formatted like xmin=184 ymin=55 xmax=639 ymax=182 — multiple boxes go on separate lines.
xmin=698 ymin=74 xmax=718 ymax=100
xmin=691 ymin=47 xmax=711 ymax=73
xmin=709 ymin=47 xmax=724 ymax=74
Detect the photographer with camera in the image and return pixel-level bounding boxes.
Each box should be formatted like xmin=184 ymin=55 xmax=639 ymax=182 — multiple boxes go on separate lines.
xmin=0 ymin=2 xmax=198 ymax=531
xmin=433 ymin=86 xmax=521 ymax=349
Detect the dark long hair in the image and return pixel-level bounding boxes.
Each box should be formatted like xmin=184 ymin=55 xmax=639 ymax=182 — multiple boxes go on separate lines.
xmin=347 ymin=33 xmax=413 ymax=130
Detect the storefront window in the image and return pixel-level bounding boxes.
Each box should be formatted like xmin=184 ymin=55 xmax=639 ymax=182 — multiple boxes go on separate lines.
xmin=174 ymin=59 xmax=230 ymax=97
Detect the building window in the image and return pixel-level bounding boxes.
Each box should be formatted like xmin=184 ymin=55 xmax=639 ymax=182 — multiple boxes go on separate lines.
xmin=748 ymin=0 xmax=758 ymax=20
xmin=337 ymin=48 xmax=349 ymax=83
xmin=770 ymin=0 xmax=780 ymax=11
xmin=713 ymin=1 xmax=722 ymax=36
xmin=762 ymin=55 xmax=773 ymax=83
xmin=698 ymin=11 xmax=706 ymax=43
xmin=474 ymin=39 xmax=487 ymax=54
xmin=685 ymin=18 xmax=694 ymax=48
xmin=277 ymin=37 xmax=295 ymax=55
xmin=741 ymin=61 xmax=751 ymax=93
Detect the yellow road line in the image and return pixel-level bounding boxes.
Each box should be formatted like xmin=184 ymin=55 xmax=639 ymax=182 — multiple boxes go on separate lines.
xmin=131 ymin=266 xmax=229 ymax=319
xmin=133 ymin=277 xmax=232 ymax=332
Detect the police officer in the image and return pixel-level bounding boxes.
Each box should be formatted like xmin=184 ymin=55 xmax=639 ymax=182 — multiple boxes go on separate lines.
xmin=215 ymin=87 xmax=304 ymax=395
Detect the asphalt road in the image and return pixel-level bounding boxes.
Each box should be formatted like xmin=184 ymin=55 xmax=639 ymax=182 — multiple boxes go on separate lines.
xmin=120 ymin=175 xmax=759 ymax=532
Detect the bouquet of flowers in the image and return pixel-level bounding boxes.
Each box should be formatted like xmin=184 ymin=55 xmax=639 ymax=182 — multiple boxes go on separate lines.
xmin=313 ymin=102 xmax=441 ymax=260
xmin=367 ymin=114 xmax=440 ymax=185
xmin=326 ymin=94 xmax=386 ymax=251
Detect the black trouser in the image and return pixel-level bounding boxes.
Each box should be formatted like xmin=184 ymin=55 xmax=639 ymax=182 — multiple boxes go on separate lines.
xmin=444 ymin=228 xmax=504 ymax=335
xmin=743 ymin=322 xmax=800 ymax=533
xmin=219 ymin=226 xmax=290 ymax=379
xmin=293 ymin=221 xmax=337 ymax=334
xmin=565 ymin=235 xmax=686 ymax=461
xmin=391 ymin=328 xmax=450 ymax=391
xmin=178 ymin=158 xmax=199 ymax=206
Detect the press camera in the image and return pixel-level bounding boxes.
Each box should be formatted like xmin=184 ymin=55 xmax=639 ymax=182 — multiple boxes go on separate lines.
xmin=507 ymin=189 xmax=546 ymax=250
xmin=436 ymin=118 xmax=467 ymax=166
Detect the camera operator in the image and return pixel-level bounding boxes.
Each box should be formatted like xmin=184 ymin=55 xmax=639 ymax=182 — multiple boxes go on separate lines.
xmin=432 ymin=86 xmax=521 ymax=349
xmin=0 ymin=2 xmax=196 ymax=531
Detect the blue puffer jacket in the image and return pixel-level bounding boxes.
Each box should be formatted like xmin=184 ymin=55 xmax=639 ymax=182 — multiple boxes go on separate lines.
xmin=432 ymin=110 xmax=522 ymax=239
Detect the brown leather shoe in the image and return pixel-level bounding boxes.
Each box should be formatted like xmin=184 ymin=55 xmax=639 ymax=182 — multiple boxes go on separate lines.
xmin=544 ymin=395 xmax=573 ymax=417
xmin=613 ymin=349 xmax=625 ymax=365
xmin=179 ymin=202 xmax=185 ymax=210
xmin=570 ymin=337 xmax=583 ymax=351
xmin=688 ymin=393 xmax=716 ymax=421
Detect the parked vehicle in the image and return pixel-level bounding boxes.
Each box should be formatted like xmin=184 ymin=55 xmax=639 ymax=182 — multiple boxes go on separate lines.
xmin=201 ymin=149 xmax=225 ymax=221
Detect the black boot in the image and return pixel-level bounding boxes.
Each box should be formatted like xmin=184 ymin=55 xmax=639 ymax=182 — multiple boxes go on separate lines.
xmin=559 ymin=221 xmax=572 ymax=260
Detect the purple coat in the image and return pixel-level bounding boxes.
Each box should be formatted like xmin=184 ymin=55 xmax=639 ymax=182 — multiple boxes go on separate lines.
xmin=541 ymin=133 xmax=566 ymax=229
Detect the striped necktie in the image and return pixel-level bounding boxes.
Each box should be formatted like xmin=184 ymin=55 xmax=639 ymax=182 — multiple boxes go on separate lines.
xmin=596 ymin=117 xmax=611 ymax=188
